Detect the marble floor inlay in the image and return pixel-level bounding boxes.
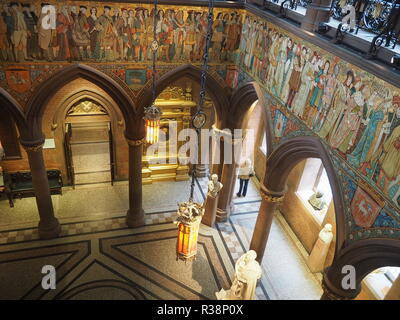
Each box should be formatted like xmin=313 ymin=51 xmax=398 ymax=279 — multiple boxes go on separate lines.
xmin=0 ymin=176 xmax=322 ymax=300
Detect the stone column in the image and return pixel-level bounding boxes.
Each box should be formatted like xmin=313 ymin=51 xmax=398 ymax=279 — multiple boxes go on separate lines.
xmin=249 ymin=184 xmax=285 ymax=263
xmin=216 ymin=162 xmax=237 ymax=222
xmin=211 ymin=125 xmax=224 ymax=177
xmin=385 ymin=275 xmax=400 ymax=300
xmin=126 ymin=137 xmax=145 ymax=228
xmin=21 ymin=139 xmax=61 ymax=239
xmin=301 ymin=0 xmax=333 ymax=32
xmin=202 ymin=194 xmax=219 ymax=227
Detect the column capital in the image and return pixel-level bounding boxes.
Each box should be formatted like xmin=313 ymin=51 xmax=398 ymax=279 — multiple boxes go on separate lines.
xmin=321 ymin=281 xmax=354 ymax=300
xmin=260 ymin=184 xmax=286 ymax=203
xmin=20 ymin=139 xmax=45 ymax=152
xmin=126 ymin=137 xmax=146 ymax=147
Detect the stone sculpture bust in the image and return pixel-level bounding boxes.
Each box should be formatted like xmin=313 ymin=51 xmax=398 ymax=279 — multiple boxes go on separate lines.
xmin=308 ymin=191 xmax=326 ymax=211
xmin=207 ymin=174 xmax=223 ymax=198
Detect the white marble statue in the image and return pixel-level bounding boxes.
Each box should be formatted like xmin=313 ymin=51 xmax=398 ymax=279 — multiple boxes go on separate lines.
xmin=216 ymin=250 xmax=262 ymax=300
xmin=207 ymin=174 xmax=223 ymax=198
xmin=319 ymin=224 xmax=333 ymax=243
xmin=307 ymin=223 xmax=334 ymax=272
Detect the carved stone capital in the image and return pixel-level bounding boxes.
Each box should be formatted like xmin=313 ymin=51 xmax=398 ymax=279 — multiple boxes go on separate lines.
xmin=126 ymin=137 xmax=146 ymax=147
xmin=20 ymin=140 xmax=45 ymax=152
xmin=260 ymin=184 xmax=286 ymax=203
xmin=321 ymin=282 xmax=353 ymax=301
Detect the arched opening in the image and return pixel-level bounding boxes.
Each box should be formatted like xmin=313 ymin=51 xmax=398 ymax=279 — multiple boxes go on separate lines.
xmin=140 ymin=75 xmax=221 ymax=211
xmin=248 ymin=136 xmax=346 ymax=299
xmin=0 ymin=89 xmax=28 ymax=215
xmin=357 ymin=266 xmax=400 ymax=300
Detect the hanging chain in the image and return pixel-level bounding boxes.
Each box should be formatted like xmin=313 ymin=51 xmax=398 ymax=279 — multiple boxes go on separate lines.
xmin=189 ymin=0 xmax=215 ymax=202
xmin=151 ymin=0 xmax=158 ymax=105
xmin=197 ymin=0 xmax=215 ymax=115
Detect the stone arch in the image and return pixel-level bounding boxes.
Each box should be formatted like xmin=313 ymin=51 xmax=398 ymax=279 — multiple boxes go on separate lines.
xmin=322 ymin=239 xmax=400 ymax=299
xmin=136 ymin=64 xmax=230 ymax=127
xmin=0 ymin=88 xmax=29 ymax=135
xmin=227 ymin=82 xmax=273 ymax=157
xmin=263 ymin=136 xmax=346 ymax=251
xmin=25 ymin=64 xmax=137 ymax=141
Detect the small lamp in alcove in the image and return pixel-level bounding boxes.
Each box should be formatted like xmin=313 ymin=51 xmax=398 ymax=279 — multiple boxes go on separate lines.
xmin=174 ymin=201 xmax=204 ymax=262
xmin=144 ymin=104 xmax=162 ymax=144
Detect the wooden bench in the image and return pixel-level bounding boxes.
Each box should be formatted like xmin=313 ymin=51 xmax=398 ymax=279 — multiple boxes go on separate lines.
xmin=4 ymin=170 xmax=63 ymax=208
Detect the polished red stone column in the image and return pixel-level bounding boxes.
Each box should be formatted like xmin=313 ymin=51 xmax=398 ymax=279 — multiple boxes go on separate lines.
xmin=301 ymin=0 xmax=333 ymax=32
xmin=20 ymin=139 xmax=61 ymax=239
xmin=126 ymin=137 xmax=145 ymax=227
xmin=249 ymin=184 xmax=285 ymax=263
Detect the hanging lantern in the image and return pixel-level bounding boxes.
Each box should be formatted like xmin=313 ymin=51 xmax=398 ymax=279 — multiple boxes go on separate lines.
xmin=144 ymin=104 xmax=162 ymax=144
xmin=174 ymin=201 xmax=204 ymax=262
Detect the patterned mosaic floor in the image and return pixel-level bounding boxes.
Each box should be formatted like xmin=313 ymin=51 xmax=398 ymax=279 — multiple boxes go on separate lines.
xmin=0 ymin=177 xmax=321 ymax=300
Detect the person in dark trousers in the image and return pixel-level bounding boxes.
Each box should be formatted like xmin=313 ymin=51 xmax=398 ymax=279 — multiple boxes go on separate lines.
xmin=237 ymin=159 xmax=254 ymax=198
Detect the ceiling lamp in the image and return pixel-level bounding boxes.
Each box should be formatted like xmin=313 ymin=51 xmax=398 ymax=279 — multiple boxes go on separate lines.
xmin=175 ymin=0 xmax=214 ymax=263
xmin=144 ymin=0 xmax=162 ymax=144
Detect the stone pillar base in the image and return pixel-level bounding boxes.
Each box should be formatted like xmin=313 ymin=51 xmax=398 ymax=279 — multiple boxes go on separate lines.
xmin=216 ymin=204 xmax=233 ymax=223
xmin=38 ymin=218 xmax=61 ymax=239
xmin=126 ymin=209 xmax=145 ymax=228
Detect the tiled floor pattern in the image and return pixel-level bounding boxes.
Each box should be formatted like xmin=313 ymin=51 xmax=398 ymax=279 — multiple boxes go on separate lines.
xmin=0 ymin=177 xmax=322 ymax=300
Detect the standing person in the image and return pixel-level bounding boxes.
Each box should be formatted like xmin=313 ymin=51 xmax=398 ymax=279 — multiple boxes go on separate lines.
xmin=237 ymin=159 xmax=254 ymax=198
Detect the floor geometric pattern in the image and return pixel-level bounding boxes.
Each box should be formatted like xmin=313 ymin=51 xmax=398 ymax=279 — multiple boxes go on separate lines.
xmin=0 ymin=177 xmax=270 ymax=300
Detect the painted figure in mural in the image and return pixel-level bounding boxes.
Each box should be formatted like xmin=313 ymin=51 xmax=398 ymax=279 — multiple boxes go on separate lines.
xmin=310 ymin=60 xmax=333 ymax=131
xmin=56 ymin=5 xmax=72 ymax=61
xmin=286 ymin=45 xmax=304 ymax=110
xmin=0 ymin=4 xmax=11 ymax=61
xmin=280 ymin=39 xmax=296 ymax=103
xmin=146 ymin=8 xmax=155 ymax=61
xmin=96 ymin=6 xmax=117 ymax=61
xmin=366 ymin=99 xmax=400 ymax=192
xmin=87 ymin=7 xmax=99 ymax=59
xmin=316 ymin=62 xmax=340 ymax=132
xmin=211 ymin=12 xmax=224 ymax=62
xmin=163 ymin=9 xmax=176 ymax=62
xmin=329 ymin=75 xmax=363 ymax=154
xmin=113 ymin=8 xmax=128 ymax=61
xmin=194 ymin=12 xmax=207 ymax=61
xmin=347 ymin=90 xmax=388 ymax=168
xmin=273 ymin=35 xmax=288 ymax=97
xmin=131 ymin=8 xmax=141 ymax=60
xmin=72 ymin=6 xmax=91 ymax=60
xmin=224 ymin=12 xmax=241 ymax=62
xmin=238 ymin=15 xmax=249 ymax=66
xmin=292 ymin=49 xmax=313 ymax=119
xmin=9 ymin=2 xmax=29 ymax=62
xmin=307 ymin=59 xmax=329 ymax=129
xmin=265 ymin=31 xmax=279 ymax=90
xmin=183 ymin=10 xmax=196 ymax=61
xmin=172 ymin=9 xmax=185 ymax=61
xmin=22 ymin=4 xmax=38 ymax=60
xmin=318 ymin=68 xmax=353 ymax=140
xmin=37 ymin=3 xmax=53 ymax=61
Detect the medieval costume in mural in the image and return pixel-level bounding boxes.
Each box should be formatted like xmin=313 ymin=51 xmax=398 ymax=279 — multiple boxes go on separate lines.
xmin=238 ymin=13 xmax=400 ymax=211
